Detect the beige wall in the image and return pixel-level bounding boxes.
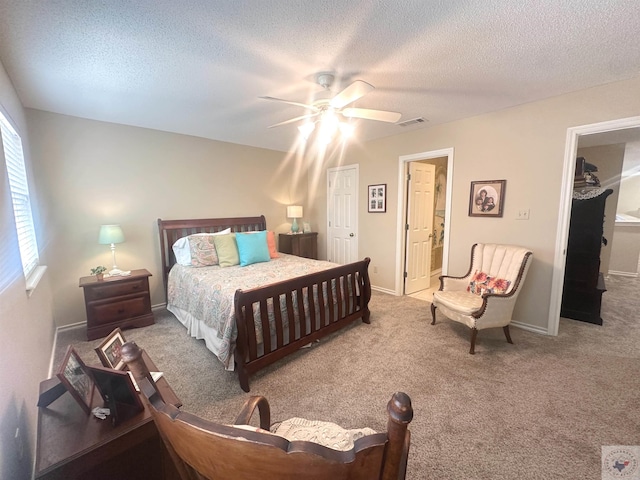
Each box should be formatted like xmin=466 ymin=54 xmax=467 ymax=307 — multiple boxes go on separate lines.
xmin=575 ymin=144 xmax=626 ymax=275
xmin=0 ymin=62 xmax=55 ymax=479
xmin=26 ymin=110 xmax=308 ymax=328
xmin=314 ymin=75 xmax=640 ymax=331
xmin=618 ymin=175 xmax=640 ymax=216
xmin=617 ymin=140 xmax=640 ymax=216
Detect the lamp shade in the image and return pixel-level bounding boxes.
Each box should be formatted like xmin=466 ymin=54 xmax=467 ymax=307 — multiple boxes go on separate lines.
xmin=287 ymin=206 xmax=303 ymax=218
xmin=98 ymin=224 xmax=125 ymax=245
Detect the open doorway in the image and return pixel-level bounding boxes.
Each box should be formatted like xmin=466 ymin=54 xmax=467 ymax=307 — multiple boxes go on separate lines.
xmin=395 ymin=148 xmax=454 ymax=297
xmin=549 ymin=116 xmax=640 ymax=335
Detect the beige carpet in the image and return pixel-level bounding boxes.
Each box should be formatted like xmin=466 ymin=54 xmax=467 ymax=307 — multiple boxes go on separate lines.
xmin=55 ymin=277 xmax=640 ymax=479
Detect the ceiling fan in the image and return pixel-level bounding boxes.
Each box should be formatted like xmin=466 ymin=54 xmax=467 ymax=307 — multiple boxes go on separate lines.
xmin=259 ymin=73 xmax=402 ymax=131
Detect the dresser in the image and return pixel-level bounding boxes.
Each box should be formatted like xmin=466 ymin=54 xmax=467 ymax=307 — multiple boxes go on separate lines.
xmin=561 ymin=188 xmax=613 ymax=325
xmin=278 ymin=232 xmax=318 ymax=259
xmin=35 ymin=352 xmax=180 ymax=480
xmin=79 ymin=269 xmax=155 ymax=340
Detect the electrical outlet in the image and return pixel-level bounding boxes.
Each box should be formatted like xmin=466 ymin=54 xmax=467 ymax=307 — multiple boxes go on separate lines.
xmin=373 ymin=266 xmax=378 ymax=274
xmin=516 ymin=209 xmax=530 ymax=220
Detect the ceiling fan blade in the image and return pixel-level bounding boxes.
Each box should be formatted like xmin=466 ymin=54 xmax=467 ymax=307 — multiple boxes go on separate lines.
xmin=341 ymin=107 xmax=402 ymax=123
xmin=267 ymin=113 xmax=319 ymax=128
xmin=330 ymin=80 xmax=374 ymax=109
xmin=259 ymin=96 xmax=318 ymax=111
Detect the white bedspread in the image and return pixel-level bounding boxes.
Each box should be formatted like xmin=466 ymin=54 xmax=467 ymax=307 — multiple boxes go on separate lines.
xmin=167 ymin=253 xmax=339 ymax=369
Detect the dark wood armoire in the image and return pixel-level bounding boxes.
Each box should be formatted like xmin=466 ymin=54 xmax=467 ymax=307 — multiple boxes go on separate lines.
xmin=561 ymin=188 xmax=613 ymax=325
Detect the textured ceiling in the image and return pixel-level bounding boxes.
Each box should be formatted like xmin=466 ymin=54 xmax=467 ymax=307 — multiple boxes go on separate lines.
xmin=1 ymin=0 xmax=639 ymax=152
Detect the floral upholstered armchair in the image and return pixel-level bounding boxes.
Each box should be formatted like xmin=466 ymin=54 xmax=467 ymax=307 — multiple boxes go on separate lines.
xmin=430 ymin=243 xmax=533 ymax=354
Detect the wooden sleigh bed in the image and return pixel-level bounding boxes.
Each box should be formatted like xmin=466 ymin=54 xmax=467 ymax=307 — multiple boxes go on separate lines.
xmin=158 ymin=216 xmax=372 ymax=392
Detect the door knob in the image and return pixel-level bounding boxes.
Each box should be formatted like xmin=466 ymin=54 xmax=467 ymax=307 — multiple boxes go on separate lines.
xmin=349 ymin=233 xmax=354 ymax=237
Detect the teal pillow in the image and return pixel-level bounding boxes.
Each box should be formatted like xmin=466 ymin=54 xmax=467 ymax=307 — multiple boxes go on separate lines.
xmin=212 ymin=233 xmax=240 ymax=268
xmin=235 ymin=231 xmax=270 ymax=267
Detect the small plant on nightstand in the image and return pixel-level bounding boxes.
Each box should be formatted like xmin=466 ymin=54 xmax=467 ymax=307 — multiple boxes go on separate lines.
xmin=91 ymin=266 xmax=107 ymax=280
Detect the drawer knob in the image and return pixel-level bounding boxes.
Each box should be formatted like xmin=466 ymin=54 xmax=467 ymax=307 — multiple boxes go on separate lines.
xmin=117 ymin=308 xmax=125 ymax=314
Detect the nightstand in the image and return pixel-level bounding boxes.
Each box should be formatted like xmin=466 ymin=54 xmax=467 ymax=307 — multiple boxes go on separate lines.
xmin=278 ymin=232 xmax=318 ymax=259
xmin=79 ymin=269 xmax=155 ymax=341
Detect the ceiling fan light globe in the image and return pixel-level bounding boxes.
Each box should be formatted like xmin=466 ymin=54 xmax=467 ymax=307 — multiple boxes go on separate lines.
xmin=298 ymin=122 xmax=316 ymax=140
xmin=321 ymin=113 xmax=339 ymax=131
xmin=319 ymin=133 xmax=333 ymax=145
xmin=339 ymin=122 xmax=355 ymax=138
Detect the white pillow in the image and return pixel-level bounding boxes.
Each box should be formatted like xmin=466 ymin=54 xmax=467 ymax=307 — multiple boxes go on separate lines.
xmin=172 ymin=228 xmax=231 ymax=266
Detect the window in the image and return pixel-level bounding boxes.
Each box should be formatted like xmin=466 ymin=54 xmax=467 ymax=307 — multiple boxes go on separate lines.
xmin=0 ymin=110 xmax=40 ymax=281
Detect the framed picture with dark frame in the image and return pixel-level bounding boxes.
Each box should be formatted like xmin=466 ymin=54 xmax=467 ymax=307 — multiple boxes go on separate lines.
xmin=86 ymin=365 xmax=143 ymax=425
xmin=56 ymin=346 xmax=95 ymax=414
xmin=368 ymin=184 xmax=387 ymax=213
xmin=95 ymin=327 xmax=127 ymax=370
xmin=469 ymin=180 xmax=506 ymax=217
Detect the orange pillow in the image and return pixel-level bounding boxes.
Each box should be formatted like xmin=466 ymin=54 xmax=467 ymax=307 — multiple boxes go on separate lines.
xmin=267 ymin=231 xmax=279 ymax=258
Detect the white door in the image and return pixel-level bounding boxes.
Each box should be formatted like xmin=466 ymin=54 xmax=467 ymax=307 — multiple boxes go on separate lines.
xmin=327 ymin=165 xmax=358 ymax=264
xmin=404 ymin=162 xmax=435 ymax=294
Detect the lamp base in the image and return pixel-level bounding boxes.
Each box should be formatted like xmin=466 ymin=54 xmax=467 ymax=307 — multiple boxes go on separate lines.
xmin=109 ymin=268 xmax=131 ymax=276
xmin=291 ymin=218 xmax=299 ymax=233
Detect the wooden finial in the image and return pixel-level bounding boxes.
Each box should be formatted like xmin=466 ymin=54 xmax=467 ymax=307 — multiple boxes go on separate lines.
xmin=121 ymin=341 xmax=164 ymax=402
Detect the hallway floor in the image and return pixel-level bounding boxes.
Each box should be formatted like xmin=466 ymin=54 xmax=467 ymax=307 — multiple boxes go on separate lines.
xmin=408 ymin=285 xmax=438 ymax=303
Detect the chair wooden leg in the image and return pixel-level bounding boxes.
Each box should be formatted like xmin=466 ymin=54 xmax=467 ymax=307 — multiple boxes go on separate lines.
xmin=430 ymin=303 xmax=436 ymax=325
xmin=469 ymin=328 xmax=478 ymax=354
xmin=503 ymin=325 xmax=514 ymax=344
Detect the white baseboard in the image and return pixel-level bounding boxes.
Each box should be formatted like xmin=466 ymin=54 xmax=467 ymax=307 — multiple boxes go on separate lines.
xmin=47 ymin=329 xmax=59 ymax=379
xmin=57 ymin=321 xmax=86 ymax=333
xmin=511 ymin=320 xmax=550 ymax=335
xmin=607 ymin=270 xmax=638 ymax=278
xmin=371 ymin=285 xmax=399 ymax=296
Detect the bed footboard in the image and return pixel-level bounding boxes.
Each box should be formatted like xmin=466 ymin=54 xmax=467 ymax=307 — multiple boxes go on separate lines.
xmin=234 ymin=257 xmax=371 ymax=392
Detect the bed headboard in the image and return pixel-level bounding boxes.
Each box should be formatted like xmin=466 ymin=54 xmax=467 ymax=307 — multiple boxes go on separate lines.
xmin=157 ymin=215 xmax=267 ymax=294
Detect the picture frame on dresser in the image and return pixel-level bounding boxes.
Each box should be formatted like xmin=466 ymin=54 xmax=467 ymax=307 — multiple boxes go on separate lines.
xmin=86 ymin=365 xmax=143 ymax=426
xmin=56 ymin=346 xmax=95 ymax=414
xmin=95 ymin=327 xmax=127 ymax=370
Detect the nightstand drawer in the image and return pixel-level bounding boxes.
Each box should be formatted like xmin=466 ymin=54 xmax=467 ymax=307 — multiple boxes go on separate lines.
xmin=85 ymin=278 xmax=149 ymax=301
xmin=88 ymin=295 xmax=151 ymax=326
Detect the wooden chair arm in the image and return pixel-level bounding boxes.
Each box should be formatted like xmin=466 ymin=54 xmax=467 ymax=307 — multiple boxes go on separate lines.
xmin=234 ymin=396 xmax=271 ymax=430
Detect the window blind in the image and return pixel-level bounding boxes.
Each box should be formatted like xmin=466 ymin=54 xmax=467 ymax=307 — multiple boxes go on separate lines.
xmin=1 ymin=112 xmax=39 ymax=279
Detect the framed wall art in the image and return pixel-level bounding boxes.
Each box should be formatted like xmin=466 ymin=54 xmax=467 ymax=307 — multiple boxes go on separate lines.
xmin=95 ymin=327 xmax=127 ymax=370
xmin=469 ymin=180 xmax=506 ymax=217
xmin=56 ymin=346 xmax=95 ymax=414
xmin=368 ymin=184 xmax=387 ymax=213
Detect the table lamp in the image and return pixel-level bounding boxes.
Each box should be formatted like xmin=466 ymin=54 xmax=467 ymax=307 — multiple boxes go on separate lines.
xmin=98 ymin=224 xmax=125 ymax=275
xmin=287 ymin=206 xmax=303 ymax=234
